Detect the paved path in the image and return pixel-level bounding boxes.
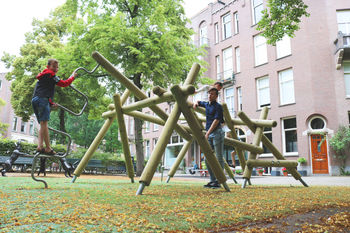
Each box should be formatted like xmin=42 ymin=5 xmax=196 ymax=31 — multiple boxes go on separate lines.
xmin=162 ymin=173 xmax=350 ymax=186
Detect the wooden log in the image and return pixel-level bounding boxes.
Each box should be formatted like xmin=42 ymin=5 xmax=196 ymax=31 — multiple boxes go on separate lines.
xmin=224 ymin=137 xmax=264 ymax=154
xmin=241 ymin=107 xmax=268 ymax=180
xmin=113 ymin=94 xmax=135 ymax=182
xmin=238 ymin=111 xmax=302 ymax=181
xmin=222 ymin=103 xmax=246 ymax=171
xmin=152 ymin=86 xmax=167 ymax=96
xmin=246 ymin=159 xmax=298 ymax=168
xmin=224 ymin=159 xmax=238 ymax=184
xmin=171 ymin=85 xmax=229 ymax=191
xmin=92 ymin=51 xmax=198 ymax=142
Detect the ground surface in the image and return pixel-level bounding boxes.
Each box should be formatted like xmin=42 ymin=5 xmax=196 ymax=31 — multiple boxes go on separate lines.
xmin=0 ymin=173 xmax=350 ymax=232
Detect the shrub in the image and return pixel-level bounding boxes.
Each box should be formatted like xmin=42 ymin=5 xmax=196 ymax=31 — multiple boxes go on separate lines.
xmin=329 ymin=126 xmax=350 ymax=175
xmin=297 ymin=157 xmax=307 ymax=164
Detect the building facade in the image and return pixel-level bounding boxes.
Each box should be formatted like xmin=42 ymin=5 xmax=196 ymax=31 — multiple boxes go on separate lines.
xmin=125 ymin=0 xmax=350 ymax=176
xmin=0 ymin=73 xmax=38 ymax=143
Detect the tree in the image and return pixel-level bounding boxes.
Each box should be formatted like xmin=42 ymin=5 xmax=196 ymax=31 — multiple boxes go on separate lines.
xmin=257 ymin=0 xmax=310 ymax=45
xmin=0 ymin=98 xmax=8 ymax=136
xmin=329 ymin=126 xmax=350 ymax=175
xmin=71 ymin=0 xmax=205 ymax=175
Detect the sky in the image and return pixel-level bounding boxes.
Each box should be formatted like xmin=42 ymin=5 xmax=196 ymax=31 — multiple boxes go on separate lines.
xmin=0 ymin=0 xmax=213 ymax=73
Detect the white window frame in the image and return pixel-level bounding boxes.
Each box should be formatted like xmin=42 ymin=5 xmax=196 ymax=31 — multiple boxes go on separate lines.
xmin=222 ymin=13 xmax=232 ymax=40
xmin=256 ymin=76 xmax=270 ymax=109
xmin=344 ymin=61 xmax=350 ymax=98
xmin=237 ymin=87 xmax=242 ymax=111
xmin=223 ymin=47 xmax=233 ymax=79
xmin=29 ymin=120 xmax=34 ymax=135
xmin=276 ymin=35 xmax=291 ymax=59
xmin=254 ymin=34 xmax=268 ymax=66
xmin=337 ymin=10 xmax=350 ymax=34
xmin=145 ymin=140 xmax=150 ymax=159
xmin=21 ymin=121 xmax=26 ymax=133
xmin=0 ymin=79 xmax=2 ymax=90
xmin=216 ymin=55 xmax=221 ymax=80
xmin=282 ymin=117 xmax=298 ymax=156
xmin=225 ymin=87 xmax=235 ymax=117
xmin=251 ymin=0 xmax=264 ymax=25
xmin=153 ymin=112 xmax=159 ymax=131
xmin=235 ymin=46 xmax=240 ymax=73
xmin=130 ymin=117 xmax=134 ymax=136
xmin=214 ymin=23 xmax=219 ymax=44
xmin=278 ymin=68 xmax=295 ymax=105
xmin=233 ymin=12 xmax=239 ymax=34
xmin=199 ymin=25 xmax=208 ymax=46
xmin=259 ymin=127 xmax=273 ymax=157
xmin=12 ymin=117 xmax=17 ymax=131
xmin=145 ymin=112 xmax=150 ymax=133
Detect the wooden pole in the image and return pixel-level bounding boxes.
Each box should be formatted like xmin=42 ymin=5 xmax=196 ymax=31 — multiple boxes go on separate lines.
xmin=171 ymin=85 xmax=230 ymax=191
xmin=223 ymin=159 xmax=238 ymax=184
xmin=223 ymin=137 xmax=264 ymax=154
xmin=241 ymin=107 xmax=268 ymax=187
xmin=113 ymin=94 xmax=135 ymax=182
xmin=166 ymin=139 xmax=193 ymax=182
xmin=222 ymin=103 xmax=246 ymax=171
xmin=246 ymin=159 xmax=298 ymax=168
xmin=92 ymin=51 xmax=197 ymax=142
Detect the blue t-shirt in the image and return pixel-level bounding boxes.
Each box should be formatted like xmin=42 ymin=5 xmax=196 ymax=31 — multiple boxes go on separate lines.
xmin=198 ymin=101 xmax=224 ymax=131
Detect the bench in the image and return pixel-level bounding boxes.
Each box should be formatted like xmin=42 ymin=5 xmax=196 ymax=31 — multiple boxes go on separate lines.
xmin=85 ymin=159 xmax=106 ymax=174
xmin=0 ymin=156 xmax=33 ymax=172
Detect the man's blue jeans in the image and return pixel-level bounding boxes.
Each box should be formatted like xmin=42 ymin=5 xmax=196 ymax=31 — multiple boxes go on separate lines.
xmin=205 ymin=127 xmax=225 ymax=183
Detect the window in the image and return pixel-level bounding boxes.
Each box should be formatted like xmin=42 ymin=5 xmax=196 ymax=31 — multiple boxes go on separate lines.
xmin=145 ymin=140 xmax=150 ymax=159
xmin=222 ymin=13 xmax=232 ymax=40
xmin=233 ymin=12 xmax=239 ymax=34
xmin=29 ymin=120 xmax=34 ymax=135
xmin=199 ymin=24 xmax=208 ymax=46
xmin=223 ymin=47 xmax=233 ymax=79
xmin=256 ymin=76 xmax=270 ymax=109
xmin=0 ymin=79 xmax=2 ymax=89
xmin=153 ymin=113 xmax=159 ymax=131
xmin=130 ymin=118 xmax=134 ymax=136
xmin=344 ymin=62 xmax=350 ymax=97
xmin=251 ymin=0 xmax=264 ymax=25
xmin=309 ymin=117 xmax=326 ymax=130
xmin=337 ymin=10 xmax=350 ymax=34
xmin=216 ymin=55 xmax=221 ymax=80
xmin=129 ymin=144 xmax=133 ymax=155
xmin=282 ymin=117 xmax=298 ymax=155
xmin=153 ymin=138 xmax=158 ymax=147
xmin=348 ymin=112 xmax=350 ymax=126
xmin=169 ymin=131 xmax=183 ymax=145
xmin=276 ymin=35 xmax=291 ymax=59
xmin=235 ymin=47 xmax=240 ymax=73
xmin=145 ymin=112 xmax=150 ymax=133
xmin=262 ymin=127 xmax=272 ymax=155
xmin=237 ymin=87 xmax=242 ymax=111
xmin=254 ymin=34 xmax=267 ymax=66
xmin=12 ymin=117 xmax=17 ymax=131
xmin=225 ymin=87 xmax=235 ymax=117
xmin=279 ymin=68 xmax=295 ymax=105
xmin=21 ymin=121 xmax=26 ymax=133
xmin=214 ymin=23 xmax=219 ymax=44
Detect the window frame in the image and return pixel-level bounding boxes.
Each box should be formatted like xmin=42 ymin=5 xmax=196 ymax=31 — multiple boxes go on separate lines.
xmin=145 ymin=140 xmax=150 ymax=159
xmin=29 ymin=120 xmax=34 ymax=135
xmin=225 ymin=87 xmax=235 ymax=117
xmin=222 ymin=12 xmax=232 ymax=40
xmin=254 ymin=34 xmax=268 ymax=66
xmin=145 ymin=112 xmax=150 ymax=133
xmin=233 ymin=12 xmax=239 ymax=34
xmin=278 ymin=68 xmax=295 ymax=105
xmin=199 ymin=24 xmax=208 ymax=46
xmin=214 ymin=23 xmax=219 ymax=44
xmin=12 ymin=117 xmax=17 ymax=131
xmin=337 ymin=10 xmax=350 ymax=34
xmin=276 ymin=35 xmax=292 ymax=59
xmin=259 ymin=127 xmax=273 ymax=158
xmin=344 ymin=61 xmax=350 ymax=98
xmin=251 ymin=0 xmax=264 ymax=25
xmin=235 ymin=46 xmax=240 ymax=73
xmin=216 ymin=55 xmax=221 ymax=80
xmin=237 ymin=87 xmax=242 ymax=111
xmin=21 ymin=121 xmax=26 ymax=133
xmin=256 ymin=76 xmax=270 ymax=109
xmin=223 ymin=47 xmax=233 ymax=79
xmin=282 ymin=117 xmax=298 ymax=156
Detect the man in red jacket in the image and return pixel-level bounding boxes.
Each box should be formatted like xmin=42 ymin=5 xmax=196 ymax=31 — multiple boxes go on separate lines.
xmin=32 ymin=59 xmax=77 ymax=155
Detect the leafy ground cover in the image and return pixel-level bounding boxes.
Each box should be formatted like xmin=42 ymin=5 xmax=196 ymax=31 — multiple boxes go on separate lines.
xmin=0 ymin=174 xmax=350 ymax=232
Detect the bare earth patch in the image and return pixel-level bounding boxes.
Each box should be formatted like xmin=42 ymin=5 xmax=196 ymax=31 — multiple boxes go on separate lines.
xmin=218 ymin=206 xmax=350 ymax=232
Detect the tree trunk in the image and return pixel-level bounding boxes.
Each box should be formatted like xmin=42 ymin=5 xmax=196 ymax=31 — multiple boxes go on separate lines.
xmin=133 ymin=73 xmax=144 ymax=176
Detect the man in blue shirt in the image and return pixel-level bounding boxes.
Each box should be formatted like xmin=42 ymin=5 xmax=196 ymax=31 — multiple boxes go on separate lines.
xmin=193 ymin=87 xmax=225 ymax=188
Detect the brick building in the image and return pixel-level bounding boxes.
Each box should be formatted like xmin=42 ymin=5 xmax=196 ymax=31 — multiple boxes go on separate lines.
xmin=126 ymin=0 xmax=350 ymax=176
xmin=0 ymin=73 xmax=38 ymax=143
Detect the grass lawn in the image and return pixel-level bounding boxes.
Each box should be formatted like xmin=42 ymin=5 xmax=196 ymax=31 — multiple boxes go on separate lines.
xmin=1 ymin=174 xmax=350 ymax=232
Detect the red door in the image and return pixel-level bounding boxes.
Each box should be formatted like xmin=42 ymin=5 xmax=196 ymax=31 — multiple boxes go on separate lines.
xmin=311 ymin=134 xmax=329 ymax=174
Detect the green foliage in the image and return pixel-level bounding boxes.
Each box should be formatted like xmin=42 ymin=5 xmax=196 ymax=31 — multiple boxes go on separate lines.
xmin=297 ymin=157 xmax=307 ymax=164
xmin=329 ymin=126 xmax=350 ymax=175
xmin=0 ymin=138 xmax=66 ymax=156
xmin=257 ymin=0 xmax=310 ymax=45
xmin=0 ymin=98 xmax=8 ymax=136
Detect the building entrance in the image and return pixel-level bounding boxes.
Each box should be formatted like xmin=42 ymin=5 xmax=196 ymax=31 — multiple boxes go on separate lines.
xmin=311 ymin=134 xmax=329 ymax=174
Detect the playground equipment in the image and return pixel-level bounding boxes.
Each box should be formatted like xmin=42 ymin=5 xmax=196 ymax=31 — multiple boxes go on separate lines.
xmin=72 ymin=51 xmax=308 ymax=195
xmin=0 ymin=65 xmax=102 ymax=188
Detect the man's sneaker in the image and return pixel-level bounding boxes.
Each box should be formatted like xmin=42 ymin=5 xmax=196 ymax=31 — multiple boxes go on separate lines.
xmin=203 ymin=181 xmax=214 ymax=188
xmin=210 ymin=182 xmax=221 ymax=189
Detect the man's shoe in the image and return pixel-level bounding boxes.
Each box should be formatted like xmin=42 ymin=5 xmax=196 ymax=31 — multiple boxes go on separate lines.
xmin=210 ymin=182 xmax=221 ymax=189
xmin=203 ymin=181 xmax=214 ymax=188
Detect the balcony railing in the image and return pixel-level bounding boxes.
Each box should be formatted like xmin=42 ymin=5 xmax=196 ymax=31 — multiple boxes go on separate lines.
xmin=217 ymin=69 xmax=236 ymax=85
xmin=334 ymin=31 xmax=350 ymax=69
